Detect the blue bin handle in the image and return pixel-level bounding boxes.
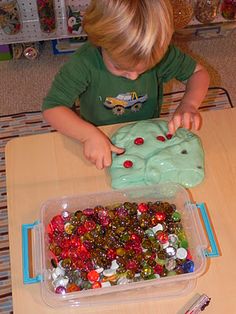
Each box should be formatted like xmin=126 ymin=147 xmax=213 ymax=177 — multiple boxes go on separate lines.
xmin=22 ymin=221 xmax=42 ymax=284
xmin=196 ymin=203 xmax=220 ymax=258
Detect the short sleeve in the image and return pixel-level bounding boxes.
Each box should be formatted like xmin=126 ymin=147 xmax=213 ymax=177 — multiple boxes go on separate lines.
xmin=156 ymin=45 xmax=197 ymax=83
xmin=42 ymin=53 xmax=91 ymax=111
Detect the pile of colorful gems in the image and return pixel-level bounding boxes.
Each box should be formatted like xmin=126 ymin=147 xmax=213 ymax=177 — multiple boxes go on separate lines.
xmin=47 ymin=201 xmax=194 ymax=294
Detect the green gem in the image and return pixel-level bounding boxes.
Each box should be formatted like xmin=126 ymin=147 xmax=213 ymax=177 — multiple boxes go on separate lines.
xmin=180 ymin=239 xmax=189 ymax=249
xmin=178 ymin=231 xmax=186 ymax=241
xmin=141 ymin=265 xmax=154 ymax=278
xmin=146 ymin=274 xmax=156 ymax=280
xmin=145 ymin=229 xmax=155 ymax=240
xmin=172 ymin=211 xmax=181 ymax=222
xmin=120 ymin=232 xmax=130 ymax=242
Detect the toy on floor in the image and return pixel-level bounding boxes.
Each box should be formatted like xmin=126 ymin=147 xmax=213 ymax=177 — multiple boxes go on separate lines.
xmin=109 ymin=120 xmax=205 ymax=189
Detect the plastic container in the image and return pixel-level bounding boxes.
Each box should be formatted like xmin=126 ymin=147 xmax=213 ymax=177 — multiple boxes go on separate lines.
xmin=22 ymin=183 xmax=214 ymax=308
xmin=170 ymin=0 xmax=194 ymax=29
xmin=221 ymin=0 xmax=236 ymax=20
xmin=195 ymin=0 xmax=221 ymax=24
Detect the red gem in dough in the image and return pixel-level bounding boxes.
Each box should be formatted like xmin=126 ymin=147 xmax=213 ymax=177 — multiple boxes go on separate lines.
xmin=166 ymin=133 xmax=173 ymax=140
xmin=156 ymin=135 xmax=166 ymax=142
xmin=134 ymin=137 xmax=144 ymax=145
xmin=123 ymin=160 xmax=133 ymax=168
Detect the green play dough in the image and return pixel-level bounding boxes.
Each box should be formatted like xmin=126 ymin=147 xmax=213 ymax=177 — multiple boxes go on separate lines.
xmin=109 ymin=120 xmax=205 ymax=189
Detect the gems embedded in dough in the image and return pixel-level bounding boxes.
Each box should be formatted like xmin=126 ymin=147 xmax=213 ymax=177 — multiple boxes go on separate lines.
xmin=109 ymin=120 xmax=204 ymax=189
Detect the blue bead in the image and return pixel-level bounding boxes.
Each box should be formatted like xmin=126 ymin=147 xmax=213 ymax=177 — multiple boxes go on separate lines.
xmin=182 ymin=260 xmax=194 ymax=273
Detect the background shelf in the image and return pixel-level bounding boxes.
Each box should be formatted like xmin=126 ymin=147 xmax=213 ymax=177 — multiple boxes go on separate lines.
xmin=0 ymin=0 xmax=235 ymax=45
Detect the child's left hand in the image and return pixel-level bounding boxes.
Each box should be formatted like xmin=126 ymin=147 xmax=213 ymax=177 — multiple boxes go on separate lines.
xmin=168 ymin=103 xmax=201 ymax=134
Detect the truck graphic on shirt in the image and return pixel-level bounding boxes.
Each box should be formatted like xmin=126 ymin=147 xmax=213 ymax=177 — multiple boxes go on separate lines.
xmin=104 ymin=92 xmax=148 ymax=115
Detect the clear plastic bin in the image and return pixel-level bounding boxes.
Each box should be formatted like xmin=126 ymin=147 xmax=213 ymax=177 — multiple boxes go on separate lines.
xmin=23 ymin=183 xmax=209 ymax=308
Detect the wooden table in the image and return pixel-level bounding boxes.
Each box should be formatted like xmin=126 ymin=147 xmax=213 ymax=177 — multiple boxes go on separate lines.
xmin=5 ymin=108 xmax=236 ymax=314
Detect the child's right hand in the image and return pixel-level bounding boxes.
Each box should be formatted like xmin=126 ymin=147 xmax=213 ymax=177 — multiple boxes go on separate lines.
xmin=82 ymin=128 xmax=124 ymax=170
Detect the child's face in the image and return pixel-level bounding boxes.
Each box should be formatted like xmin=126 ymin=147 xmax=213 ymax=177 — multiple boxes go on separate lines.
xmin=102 ymin=49 xmax=148 ymax=80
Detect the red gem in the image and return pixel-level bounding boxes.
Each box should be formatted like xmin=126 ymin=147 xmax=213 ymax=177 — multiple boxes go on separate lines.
xmin=130 ymin=233 xmax=141 ymax=243
xmin=70 ymin=235 xmax=82 ymax=248
xmin=150 ymin=252 xmax=156 ymax=261
xmin=155 ymin=212 xmax=166 ymax=222
xmin=100 ymin=216 xmax=110 ymax=227
xmin=117 ymin=207 xmax=128 ymax=218
xmin=138 ymin=203 xmax=149 ymax=212
xmin=76 ymin=259 xmax=86 ymax=270
xmin=107 ymin=248 xmax=116 ymax=260
xmin=156 ymin=135 xmax=166 ymax=142
xmin=126 ymin=260 xmax=138 ymax=271
xmin=92 ymin=281 xmax=102 ymax=289
xmin=60 ymin=249 xmax=69 ymax=259
xmin=154 ymin=264 xmax=164 ymax=275
xmin=156 ymin=231 xmax=169 ymax=244
xmin=134 ymin=137 xmax=144 ymax=145
xmin=186 ymin=249 xmax=193 ymax=260
xmin=97 ymin=209 xmax=108 ymax=219
xmin=61 ymin=238 xmax=71 ymax=249
xmin=68 ymin=248 xmax=79 ymax=260
xmin=77 ymin=225 xmax=87 ymax=236
xmin=50 ymin=215 xmax=64 ymax=232
xmin=132 ymin=245 xmax=142 ymax=254
xmin=123 ymin=160 xmax=133 ymax=168
xmin=166 ymin=133 xmax=173 ymax=140
xmin=87 ymin=270 xmax=99 ymax=282
xmin=84 ymin=220 xmax=96 ymax=231
xmin=83 ymin=208 xmax=95 ymax=216
xmin=84 ymin=260 xmax=94 ymax=272
xmin=78 ymin=250 xmax=91 ymax=261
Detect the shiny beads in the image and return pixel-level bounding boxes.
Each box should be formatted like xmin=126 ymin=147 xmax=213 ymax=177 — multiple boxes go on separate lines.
xmin=166 ymin=133 xmax=173 ymax=140
xmin=47 ymin=200 xmax=194 ymax=294
xmin=64 ymin=222 xmax=75 ymax=234
xmin=55 ymin=286 xmax=66 ymax=294
xmin=123 ymin=160 xmax=133 ymax=168
xmin=134 ymin=137 xmax=144 ymax=145
xmin=172 ymin=211 xmax=181 ymax=222
xmin=156 ymin=135 xmax=166 ymax=142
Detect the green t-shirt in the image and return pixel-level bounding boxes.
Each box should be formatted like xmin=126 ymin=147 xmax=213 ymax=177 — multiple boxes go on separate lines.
xmin=42 ymin=42 xmax=196 ymax=126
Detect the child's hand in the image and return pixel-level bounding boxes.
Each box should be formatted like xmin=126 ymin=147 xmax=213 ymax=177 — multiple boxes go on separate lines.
xmin=168 ymin=103 xmax=201 ymax=134
xmin=82 ymin=128 xmax=124 ymax=170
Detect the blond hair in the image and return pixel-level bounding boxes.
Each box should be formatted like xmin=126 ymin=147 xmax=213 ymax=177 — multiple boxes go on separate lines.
xmin=83 ymin=0 xmax=174 ymax=70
